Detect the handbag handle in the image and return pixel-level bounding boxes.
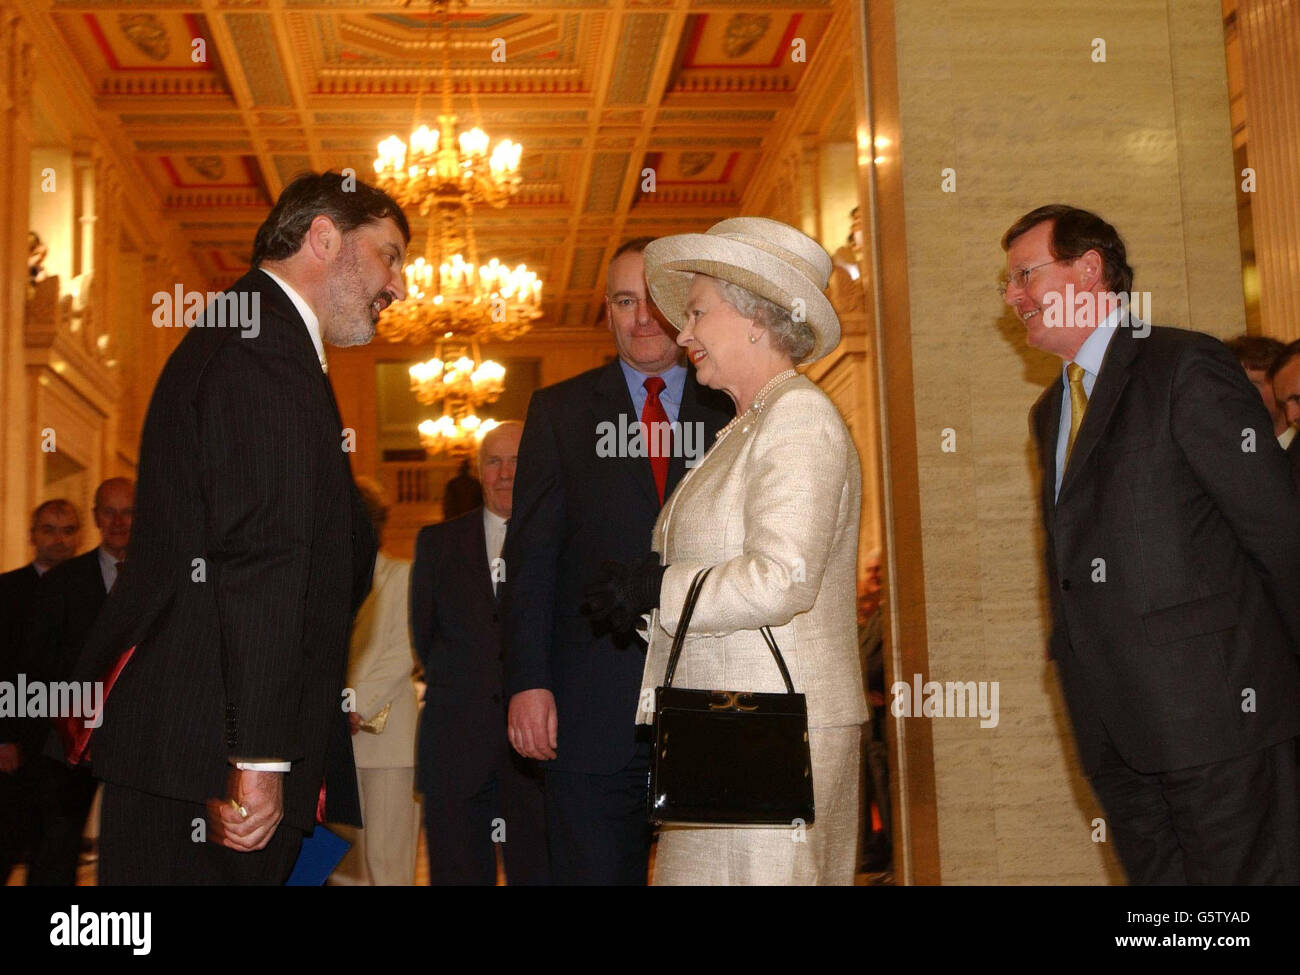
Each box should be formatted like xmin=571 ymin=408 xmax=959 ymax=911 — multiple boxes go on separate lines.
xmin=662 ymin=567 xmax=796 ymax=694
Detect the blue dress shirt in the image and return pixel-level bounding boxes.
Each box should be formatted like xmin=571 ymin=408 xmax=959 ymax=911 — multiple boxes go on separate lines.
xmin=618 ymin=359 xmax=686 ymax=424
xmin=1054 ymin=308 xmax=1126 ymax=499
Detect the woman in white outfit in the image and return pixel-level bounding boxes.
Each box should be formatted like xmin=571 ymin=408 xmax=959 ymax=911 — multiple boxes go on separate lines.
xmin=329 ymin=480 xmax=421 ymax=885
xmin=587 ymin=217 xmax=866 ymax=884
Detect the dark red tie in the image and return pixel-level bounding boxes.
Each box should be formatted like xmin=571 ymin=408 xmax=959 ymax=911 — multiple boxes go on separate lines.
xmin=642 ymin=376 xmax=671 ymax=505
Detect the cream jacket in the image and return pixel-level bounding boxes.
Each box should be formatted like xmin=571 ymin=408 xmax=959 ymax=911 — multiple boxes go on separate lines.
xmin=637 ymin=375 xmax=868 ymax=729
xmin=346 ymin=553 xmax=420 ymax=769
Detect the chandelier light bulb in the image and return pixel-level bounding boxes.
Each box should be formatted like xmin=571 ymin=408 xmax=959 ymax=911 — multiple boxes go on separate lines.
xmin=376 ymin=135 xmax=406 ymax=172
xmin=459 ymin=128 xmax=490 ymax=157
xmin=472 ymin=361 xmax=505 ymax=385
xmin=410 ymin=125 xmax=438 ymax=155
xmin=490 ymin=140 xmax=522 ymax=175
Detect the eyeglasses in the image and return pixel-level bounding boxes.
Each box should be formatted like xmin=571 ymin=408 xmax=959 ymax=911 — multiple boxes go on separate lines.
xmin=998 ymin=259 xmax=1067 ymax=297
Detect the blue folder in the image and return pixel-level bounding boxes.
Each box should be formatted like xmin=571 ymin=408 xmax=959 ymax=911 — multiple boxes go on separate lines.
xmin=286 ymin=826 xmax=351 ymax=886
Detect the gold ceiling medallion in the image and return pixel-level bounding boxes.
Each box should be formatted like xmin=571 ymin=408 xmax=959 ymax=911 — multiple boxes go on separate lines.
xmin=679 ymin=152 xmax=715 ymax=177
xmin=723 ymin=14 xmax=770 ymax=58
xmin=118 ymin=14 xmax=171 ymax=62
xmin=185 ymin=156 xmax=226 ymax=181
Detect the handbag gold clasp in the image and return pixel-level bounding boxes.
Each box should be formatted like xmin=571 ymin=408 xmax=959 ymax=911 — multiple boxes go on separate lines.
xmin=709 ymin=691 xmax=758 ymax=711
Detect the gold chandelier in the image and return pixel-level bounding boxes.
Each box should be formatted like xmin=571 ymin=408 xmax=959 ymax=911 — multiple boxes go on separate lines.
xmin=411 ymin=341 xmax=504 ymax=456
xmin=377 ymin=208 xmax=543 ymax=344
xmin=374 ymin=0 xmax=543 ymax=345
xmin=418 ymin=414 xmax=500 ymax=457
xmin=375 ymin=119 xmax=520 ymax=215
xmin=410 ymin=347 xmax=504 ymax=406
xmin=374 ymin=0 xmax=521 ymax=214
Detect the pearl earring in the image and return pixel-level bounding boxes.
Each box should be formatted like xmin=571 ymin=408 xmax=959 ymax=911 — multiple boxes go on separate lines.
xmin=748 ymin=334 xmax=758 ymax=344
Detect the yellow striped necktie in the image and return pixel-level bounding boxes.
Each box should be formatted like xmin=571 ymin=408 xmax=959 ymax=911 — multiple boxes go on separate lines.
xmin=1065 ymin=362 xmax=1088 ymax=461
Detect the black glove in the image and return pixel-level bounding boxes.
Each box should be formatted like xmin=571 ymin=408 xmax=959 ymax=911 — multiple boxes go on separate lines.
xmin=583 ymin=552 xmax=667 ymax=634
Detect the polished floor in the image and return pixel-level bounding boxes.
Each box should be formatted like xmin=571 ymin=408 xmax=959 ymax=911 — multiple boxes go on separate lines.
xmin=5 ymin=787 xmax=892 ymax=886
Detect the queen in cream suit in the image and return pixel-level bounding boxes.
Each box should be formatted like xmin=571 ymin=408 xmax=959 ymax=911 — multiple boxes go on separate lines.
xmin=638 ymin=218 xmax=867 ymax=885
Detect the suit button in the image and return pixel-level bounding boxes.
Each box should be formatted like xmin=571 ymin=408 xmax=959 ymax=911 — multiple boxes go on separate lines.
xmin=491 ymin=693 xmax=501 ymax=704
xmin=1060 ymin=579 xmax=1071 ymax=591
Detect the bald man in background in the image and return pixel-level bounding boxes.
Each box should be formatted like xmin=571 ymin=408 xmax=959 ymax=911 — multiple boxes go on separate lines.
xmin=413 ymin=421 xmax=550 ymax=885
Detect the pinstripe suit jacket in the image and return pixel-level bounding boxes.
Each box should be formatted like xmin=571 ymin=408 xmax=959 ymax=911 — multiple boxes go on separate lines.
xmin=70 ymin=268 xmax=376 ymax=831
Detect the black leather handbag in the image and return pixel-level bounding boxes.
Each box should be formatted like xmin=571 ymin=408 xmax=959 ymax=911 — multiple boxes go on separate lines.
xmin=649 ymin=567 xmax=815 ymax=826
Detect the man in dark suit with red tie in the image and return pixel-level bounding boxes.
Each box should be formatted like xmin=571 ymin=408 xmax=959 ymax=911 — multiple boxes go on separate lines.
xmin=1006 ymin=204 xmax=1300 ymax=883
xmin=69 ymin=172 xmax=408 ymax=884
xmin=502 ymin=238 xmax=733 ymax=884
xmin=413 ymin=421 xmax=549 ymax=884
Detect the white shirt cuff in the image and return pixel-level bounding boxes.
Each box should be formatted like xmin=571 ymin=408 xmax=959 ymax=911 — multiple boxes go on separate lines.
xmin=232 ymin=760 xmax=291 ymax=772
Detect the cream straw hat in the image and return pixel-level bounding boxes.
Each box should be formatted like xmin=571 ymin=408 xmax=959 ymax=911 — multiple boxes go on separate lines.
xmin=642 ymin=217 xmax=840 ymax=363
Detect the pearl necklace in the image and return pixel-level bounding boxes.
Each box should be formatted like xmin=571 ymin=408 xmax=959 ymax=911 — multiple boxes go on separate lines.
xmin=715 ymin=368 xmax=799 ymax=441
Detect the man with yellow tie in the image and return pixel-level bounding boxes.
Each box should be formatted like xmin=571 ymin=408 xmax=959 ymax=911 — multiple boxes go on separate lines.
xmin=1003 ymin=204 xmax=1300 ymax=884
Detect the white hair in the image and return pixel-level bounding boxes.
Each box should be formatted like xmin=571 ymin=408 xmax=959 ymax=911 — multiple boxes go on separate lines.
xmin=709 ymin=277 xmax=816 ymax=363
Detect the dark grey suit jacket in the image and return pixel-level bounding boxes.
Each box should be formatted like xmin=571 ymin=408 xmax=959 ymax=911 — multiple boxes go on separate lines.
xmin=1032 ymin=323 xmax=1300 ymax=775
xmin=1285 ymin=432 xmax=1300 ymax=488
xmin=0 ymin=563 xmax=41 ymax=753
xmin=26 ymin=548 xmax=109 ymax=686
xmin=411 ymin=508 xmax=507 ymax=796
xmin=70 ymin=268 xmax=376 ymax=831
xmin=501 ymin=360 xmax=732 ymax=774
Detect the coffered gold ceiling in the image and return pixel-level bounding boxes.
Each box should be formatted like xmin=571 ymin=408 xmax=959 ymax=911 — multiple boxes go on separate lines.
xmin=36 ymin=0 xmax=845 ymax=330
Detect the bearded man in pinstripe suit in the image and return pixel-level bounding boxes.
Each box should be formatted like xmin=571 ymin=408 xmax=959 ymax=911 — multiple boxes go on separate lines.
xmin=69 ymin=172 xmax=408 ymax=884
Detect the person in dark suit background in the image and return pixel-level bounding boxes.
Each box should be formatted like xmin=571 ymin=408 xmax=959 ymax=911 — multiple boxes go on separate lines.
xmin=0 ymin=498 xmax=81 ymax=883
xmin=0 ymin=499 xmax=81 ymax=766
xmin=502 ymin=238 xmax=733 ymax=884
xmin=441 ymin=458 xmax=484 ymax=521
xmin=1226 ymin=335 xmax=1300 ymax=488
xmin=1268 ymin=340 xmax=1300 ymax=486
xmin=1005 ymin=204 xmax=1300 ymax=883
xmin=1226 ymin=335 xmax=1291 ymax=444
xmin=29 ymin=478 xmax=134 ymax=685
xmin=857 ymin=551 xmax=891 ymax=875
xmin=68 ymin=171 xmax=408 ymax=884
xmin=15 ymin=478 xmax=133 ymax=884
xmin=413 ymin=421 xmax=549 ymax=885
